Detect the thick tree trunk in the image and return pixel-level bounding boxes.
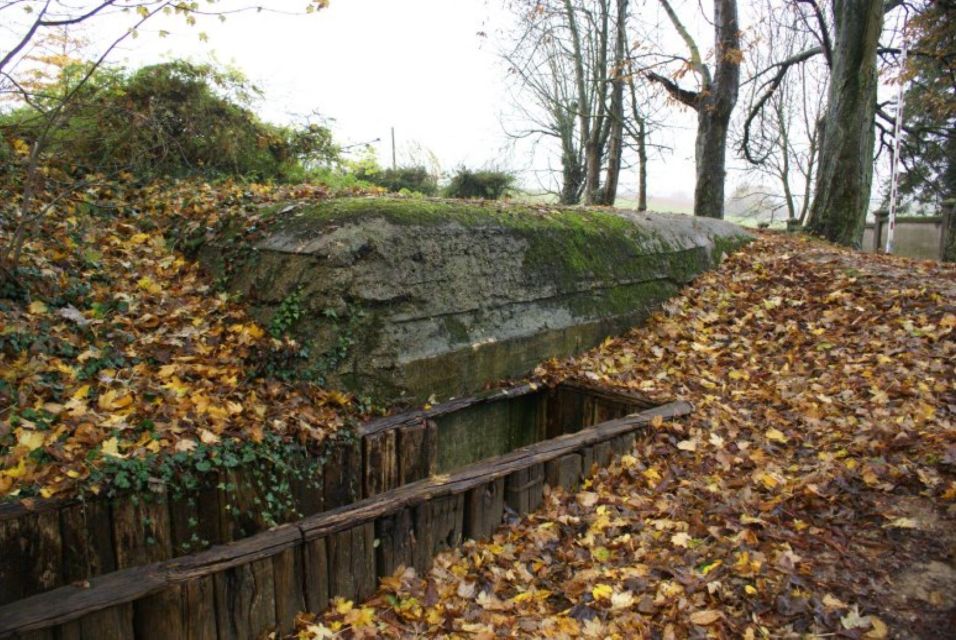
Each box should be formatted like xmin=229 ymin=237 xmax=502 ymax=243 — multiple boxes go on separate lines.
xmin=805 ymin=0 xmax=882 ymax=247
xmin=692 ymin=0 xmax=740 ymax=219
xmin=941 ymin=130 xmax=956 ymax=262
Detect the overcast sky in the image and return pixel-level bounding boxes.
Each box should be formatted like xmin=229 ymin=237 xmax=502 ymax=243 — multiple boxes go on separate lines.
xmin=7 ymin=0 xmax=899 ymax=211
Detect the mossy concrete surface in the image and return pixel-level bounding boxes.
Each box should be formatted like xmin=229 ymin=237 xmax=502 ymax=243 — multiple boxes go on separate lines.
xmin=202 ymin=196 xmax=751 ymax=402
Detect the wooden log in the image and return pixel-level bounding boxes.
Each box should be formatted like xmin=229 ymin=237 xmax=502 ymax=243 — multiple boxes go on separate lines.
xmin=272 ymin=546 xmax=305 ymax=636
xmin=218 ymin=468 xmax=270 ymax=543
xmin=397 ymin=421 xmax=429 ymax=485
xmin=374 ymin=508 xmax=414 ymax=578
xmin=322 ymin=440 xmax=360 ymax=510
xmin=302 ymin=538 xmax=329 ymax=614
xmin=545 ymin=453 xmax=583 ymax=492
xmin=289 ymin=460 xmax=323 ymax=519
xmin=546 ymin=385 xmax=586 ymax=437
xmin=327 ymin=523 xmax=375 ymax=603
xmin=426 ymin=494 xmax=464 ymax=556
xmin=558 ymin=380 xmax=656 ymax=410
xmin=593 ymin=441 xmax=613 ymax=468
xmin=504 ymin=463 xmax=544 ymax=515
xmin=213 ymin=557 xmax=276 ymax=640
xmin=112 ymin=492 xmax=172 ymax=570
xmin=424 ymin=420 xmax=438 ymax=476
xmin=581 ymin=446 xmax=595 ymax=477
xmin=463 ymin=478 xmax=504 ymax=541
xmin=60 ymin=499 xmax=116 ymax=584
xmin=362 ymin=430 xmax=398 ymax=498
xmin=54 ymin=603 xmax=133 ymax=640
xmin=0 ymin=510 xmax=62 ymax=605
xmin=169 ymin=481 xmax=223 ymax=556
xmin=610 ymin=433 xmax=634 ymax=456
xmin=132 ymin=585 xmax=184 ymax=639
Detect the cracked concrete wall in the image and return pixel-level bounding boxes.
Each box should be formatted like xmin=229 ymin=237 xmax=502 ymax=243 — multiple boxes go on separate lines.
xmin=203 ymin=197 xmax=751 ymax=403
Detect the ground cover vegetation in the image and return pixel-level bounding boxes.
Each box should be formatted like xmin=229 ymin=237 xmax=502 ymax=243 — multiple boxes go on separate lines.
xmin=296 ymin=233 xmax=955 ymax=639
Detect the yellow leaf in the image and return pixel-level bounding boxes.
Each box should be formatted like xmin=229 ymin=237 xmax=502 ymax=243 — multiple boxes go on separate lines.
xmin=16 ymin=429 xmax=46 ymax=452
xmin=591 ymin=584 xmax=613 ymax=601
xmin=343 ymin=606 xmax=375 ymax=628
xmin=334 ymin=598 xmax=353 ymax=615
xmin=689 ymin=609 xmax=721 ymax=626
xmin=130 ymin=232 xmax=150 ymax=245
xmin=28 ymin=300 xmax=48 ymax=315
xmin=744 ymin=584 xmax=758 ymax=596
xmin=865 ymin=616 xmax=888 ymax=639
xmin=765 ymin=428 xmax=788 ymax=444
xmin=101 ymin=437 xmax=126 ymax=459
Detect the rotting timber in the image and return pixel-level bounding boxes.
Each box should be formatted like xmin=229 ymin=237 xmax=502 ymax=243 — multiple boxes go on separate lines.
xmin=0 ymin=391 xmax=691 ymax=639
xmin=0 ymin=380 xmax=652 ymax=607
xmin=199 ymin=197 xmax=751 ymax=402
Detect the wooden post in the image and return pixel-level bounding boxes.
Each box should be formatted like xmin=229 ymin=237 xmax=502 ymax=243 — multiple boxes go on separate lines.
xmin=545 ymin=453 xmax=583 ymax=492
xmin=289 ymin=459 xmax=323 ymax=519
xmin=375 ymin=507 xmax=415 ymax=578
xmin=593 ymin=441 xmax=613 ymax=468
xmin=328 ymin=523 xmax=375 ymax=603
xmin=213 ymin=557 xmax=277 ymax=640
xmin=363 ymin=430 xmax=398 ymax=497
xmin=56 ymin=602 xmax=134 ymax=640
xmin=302 ymin=537 xmax=329 ymax=614
xmin=463 ymin=478 xmax=504 ymax=541
xmin=60 ymin=499 xmax=116 ymax=585
xmin=505 ymin=463 xmax=544 ymax=515
xmin=323 ymin=440 xmax=361 ymax=510
xmin=169 ymin=480 xmax=223 ymax=556
xmin=0 ymin=510 xmax=62 ymax=604
xmin=397 ymin=421 xmax=430 ymax=484
xmin=112 ymin=492 xmax=173 ymax=570
xmin=272 ymin=546 xmax=306 ymax=635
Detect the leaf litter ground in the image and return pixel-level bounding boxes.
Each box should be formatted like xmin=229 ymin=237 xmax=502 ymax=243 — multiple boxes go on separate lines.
xmin=297 ymin=233 xmax=955 ymax=639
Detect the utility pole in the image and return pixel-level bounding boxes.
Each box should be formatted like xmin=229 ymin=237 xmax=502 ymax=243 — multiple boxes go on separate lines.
xmin=391 ymin=127 xmax=397 ymax=170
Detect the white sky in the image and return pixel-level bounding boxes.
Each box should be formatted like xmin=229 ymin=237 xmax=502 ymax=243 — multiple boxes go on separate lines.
xmin=6 ymin=0 xmax=900 ymax=210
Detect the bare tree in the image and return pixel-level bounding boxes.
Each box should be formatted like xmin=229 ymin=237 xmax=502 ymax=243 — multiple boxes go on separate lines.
xmin=737 ymin=0 xmax=827 ymax=225
xmin=646 ymin=0 xmax=741 ymax=219
xmin=502 ymin=0 xmax=631 ymax=205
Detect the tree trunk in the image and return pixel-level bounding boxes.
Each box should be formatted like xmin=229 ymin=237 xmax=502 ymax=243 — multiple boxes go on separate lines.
xmin=601 ymin=0 xmax=628 ymax=206
xmin=805 ymin=0 xmax=882 ymax=246
xmin=941 ymin=128 xmax=956 ymax=262
xmin=637 ymin=118 xmax=648 ymax=211
xmin=692 ymin=0 xmax=740 ymax=219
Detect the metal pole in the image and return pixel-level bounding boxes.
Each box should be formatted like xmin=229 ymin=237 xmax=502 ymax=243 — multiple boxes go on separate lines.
xmin=886 ymin=26 xmax=909 ymax=254
xmin=391 ymin=127 xmax=396 ymax=170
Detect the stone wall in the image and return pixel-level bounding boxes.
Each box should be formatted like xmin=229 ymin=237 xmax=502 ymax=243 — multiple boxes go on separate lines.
xmin=201 ymin=197 xmax=750 ymax=402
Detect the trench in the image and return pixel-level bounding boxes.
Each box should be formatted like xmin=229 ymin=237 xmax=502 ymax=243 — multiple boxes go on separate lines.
xmin=0 ymin=381 xmax=691 ymax=639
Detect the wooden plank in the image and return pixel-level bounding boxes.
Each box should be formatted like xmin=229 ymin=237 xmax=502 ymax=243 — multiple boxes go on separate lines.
xmin=545 ymin=453 xmax=583 ymax=492
xmin=60 ymin=500 xmax=115 ymax=585
xmin=272 ymin=546 xmax=305 ymax=636
xmin=302 ymin=538 xmax=328 ymax=614
xmin=322 ymin=440 xmax=360 ymax=510
xmin=424 ymin=420 xmax=438 ymax=476
xmin=558 ymin=380 xmax=656 ymax=410
xmin=54 ymin=603 xmax=133 ymax=640
xmin=0 ymin=510 xmax=62 ymax=605
xmin=463 ymin=478 xmax=504 ymax=541
xmin=0 ymin=402 xmax=690 ymax=638
xmin=426 ymin=494 xmax=464 ymax=556
xmin=0 ymin=525 xmax=300 ymax=636
xmin=327 ymin=523 xmax=375 ymax=603
xmin=132 ymin=585 xmax=184 ymax=639
xmin=593 ymin=441 xmax=613 ymax=468
xmin=374 ymin=508 xmax=414 ymax=578
xmin=170 ymin=479 xmax=223 ymax=556
xmin=581 ymin=446 xmax=595 ymax=477
xmin=112 ymin=492 xmax=172 ymax=570
xmin=362 ymin=430 xmax=398 ymax=497
xmin=300 ymin=401 xmax=691 ymax=540
xmin=397 ymin=421 xmax=429 ymax=485
xmin=213 ymin=557 xmax=276 ymax=640
xmin=289 ymin=461 xmax=323 ymax=519
xmin=611 ymin=433 xmax=634 ymax=456
xmin=505 ymin=463 xmax=544 ymax=515
xmin=182 ymin=577 xmax=217 ymax=640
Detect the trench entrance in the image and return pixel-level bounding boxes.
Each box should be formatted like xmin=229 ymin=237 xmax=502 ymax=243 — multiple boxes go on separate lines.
xmin=0 ymin=381 xmax=688 ymax=640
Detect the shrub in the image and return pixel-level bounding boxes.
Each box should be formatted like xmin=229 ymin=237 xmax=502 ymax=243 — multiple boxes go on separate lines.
xmin=356 ymin=165 xmax=439 ymax=196
xmin=443 ymin=168 xmax=515 ymax=200
xmin=0 ymin=61 xmax=339 ymax=181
